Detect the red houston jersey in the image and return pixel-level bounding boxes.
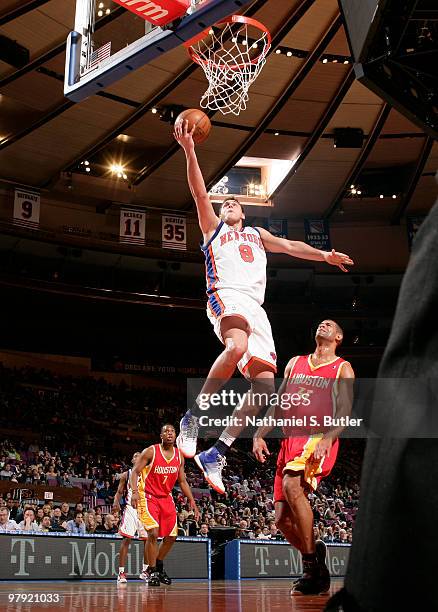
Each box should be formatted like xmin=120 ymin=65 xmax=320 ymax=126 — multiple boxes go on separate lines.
xmin=140 ymin=444 xmax=181 ymax=498
xmin=279 ymin=355 xmax=349 ymax=435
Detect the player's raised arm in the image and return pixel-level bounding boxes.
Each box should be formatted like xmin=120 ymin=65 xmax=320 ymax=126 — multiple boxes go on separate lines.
xmin=174 ymin=120 xmax=219 ymax=239
xmin=177 ymin=453 xmax=200 ymax=522
xmin=130 ymin=446 xmax=154 ymax=509
xmin=256 ymin=226 xmax=354 ymax=272
xmin=112 ymin=471 xmax=127 ymax=514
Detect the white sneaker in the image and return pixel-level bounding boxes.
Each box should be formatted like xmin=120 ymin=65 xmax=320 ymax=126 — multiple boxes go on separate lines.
xmin=176 ymin=412 xmax=199 ymax=458
xmin=139 ymin=570 xmax=149 ymax=582
xmin=194 ymin=447 xmax=227 ymax=494
xmin=117 ymin=571 xmax=127 ymax=583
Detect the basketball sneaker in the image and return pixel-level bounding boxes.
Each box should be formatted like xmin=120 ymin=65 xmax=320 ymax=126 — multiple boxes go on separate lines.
xmin=291 ymin=562 xmax=330 ymax=596
xmin=117 ymin=571 xmax=127 ymax=584
xmin=158 ymin=568 xmax=172 ymax=585
xmin=148 ymin=570 xmax=161 ymax=587
xmin=139 ymin=569 xmax=149 ymax=582
xmin=291 ymin=541 xmax=327 ymax=589
xmin=194 ymin=447 xmax=226 ymax=494
xmin=176 ymin=411 xmax=199 ymax=458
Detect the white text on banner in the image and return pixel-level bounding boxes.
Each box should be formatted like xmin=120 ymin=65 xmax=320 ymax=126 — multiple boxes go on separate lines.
xmin=162 ymin=215 xmax=187 ymax=251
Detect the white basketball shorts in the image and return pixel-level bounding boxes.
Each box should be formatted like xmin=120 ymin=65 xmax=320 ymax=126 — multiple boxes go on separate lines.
xmin=118 ymin=504 xmax=148 ymax=540
xmin=206 ymin=288 xmax=277 ymax=378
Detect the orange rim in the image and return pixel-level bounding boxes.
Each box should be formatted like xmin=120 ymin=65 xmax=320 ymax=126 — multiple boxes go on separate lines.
xmin=185 ymin=14 xmax=271 ymax=70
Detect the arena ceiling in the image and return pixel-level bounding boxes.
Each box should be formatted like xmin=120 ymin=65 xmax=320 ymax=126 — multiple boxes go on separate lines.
xmin=0 ymin=0 xmax=437 ymax=225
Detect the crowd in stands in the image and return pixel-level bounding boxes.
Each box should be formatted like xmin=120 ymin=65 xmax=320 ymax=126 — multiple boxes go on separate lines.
xmin=0 ymin=363 xmax=362 ymax=543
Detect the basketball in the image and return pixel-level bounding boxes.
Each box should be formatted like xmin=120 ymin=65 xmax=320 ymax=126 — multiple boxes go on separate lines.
xmin=175 ymin=108 xmax=211 ymax=144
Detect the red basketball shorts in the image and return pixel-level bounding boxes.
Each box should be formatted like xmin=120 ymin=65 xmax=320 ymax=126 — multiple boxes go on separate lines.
xmin=138 ymin=492 xmax=178 ymax=538
xmin=274 ymin=435 xmax=339 ymax=501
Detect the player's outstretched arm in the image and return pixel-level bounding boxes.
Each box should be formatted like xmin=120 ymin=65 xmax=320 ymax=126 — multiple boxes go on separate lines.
xmin=130 ymin=446 xmax=153 ymax=509
xmin=256 ymin=227 xmax=354 ymax=272
xmin=177 ymin=454 xmax=200 ymax=522
xmin=174 ymin=119 xmax=219 ymax=238
xmin=112 ymin=471 xmax=127 ymax=513
xmin=253 ymin=357 xmax=298 ymax=463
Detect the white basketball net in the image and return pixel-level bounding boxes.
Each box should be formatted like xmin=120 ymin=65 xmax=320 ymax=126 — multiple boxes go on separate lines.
xmin=189 ymin=20 xmax=271 ymax=116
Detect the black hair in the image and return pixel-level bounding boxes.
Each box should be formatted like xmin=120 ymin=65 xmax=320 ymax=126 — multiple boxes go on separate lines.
xmin=161 ymin=423 xmax=176 ymax=433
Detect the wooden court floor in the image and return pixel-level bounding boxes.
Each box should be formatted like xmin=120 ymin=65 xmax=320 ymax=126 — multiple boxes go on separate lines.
xmin=0 ymin=579 xmax=343 ymax=611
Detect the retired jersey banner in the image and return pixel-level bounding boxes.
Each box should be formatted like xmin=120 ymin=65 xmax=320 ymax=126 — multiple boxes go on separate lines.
xmin=266 ymin=218 xmax=288 ymax=239
xmin=406 ymin=215 xmax=426 ymax=251
xmin=162 ymin=215 xmax=187 ymax=251
xmin=304 ymin=219 xmax=331 ymax=251
xmin=119 ymin=208 xmax=146 ymax=245
xmin=13 ymin=189 xmax=40 ymax=227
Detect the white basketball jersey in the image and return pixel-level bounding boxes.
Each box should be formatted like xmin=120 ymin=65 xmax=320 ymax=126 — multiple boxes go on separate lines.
xmin=201 ymin=221 xmax=267 ymax=305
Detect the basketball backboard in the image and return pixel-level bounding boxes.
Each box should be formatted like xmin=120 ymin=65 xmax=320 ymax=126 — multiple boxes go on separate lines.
xmin=64 ymin=0 xmax=253 ymax=102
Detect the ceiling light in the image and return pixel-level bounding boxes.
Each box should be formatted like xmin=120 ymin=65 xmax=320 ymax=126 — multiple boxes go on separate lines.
xmin=332 ymin=59 xmax=338 ymax=63
xmin=392 ymin=194 xmax=397 ymax=199
xmin=344 ymin=60 xmax=349 ymax=64
xmin=350 ymin=184 xmax=355 ymax=189
xmin=97 ymin=10 xmax=103 ymax=17
xmin=322 ymin=58 xmax=328 ymax=63
xmin=275 ymin=49 xmax=281 ymax=54
xmin=106 ymin=8 xmax=110 ymax=14
xmin=252 ymin=43 xmax=258 ymax=49
xmin=380 ymin=194 xmax=384 ymax=199
xmin=84 ymin=160 xmax=90 ymax=166
xmin=357 ymin=190 xmax=362 ymax=195
xmin=241 ymin=39 xmax=248 ymax=46
xmin=286 ymin=51 xmax=292 ymax=57
xmin=110 ymin=163 xmax=125 ymax=174
xmin=85 ymin=167 xmax=91 ymax=173
xmin=99 ymin=2 xmax=104 ymax=7
xmin=351 ymin=188 xmax=357 ymax=194
xmin=151 ymin=107 xmax=158 ymax=114
xmin=274 ymin=132 xmax=279 ymax=136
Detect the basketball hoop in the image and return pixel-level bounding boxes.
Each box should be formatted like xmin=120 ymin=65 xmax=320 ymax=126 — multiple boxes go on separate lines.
xmin=185 ymin=15 xmax=271 ymax=116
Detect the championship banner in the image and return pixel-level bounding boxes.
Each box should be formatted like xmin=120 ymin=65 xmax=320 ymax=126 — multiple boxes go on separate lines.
xmin=304 ymin=219 xmax=331 ymax=251
xmin=13 ymin=189 xmax=40 ymax=228
xmin=406 ymin=215 xmax=426 ymax=251
xmin=162 ymin=215 xmax=187 ymax=251
xmin=119 ymin=208 xmax=146 ymax=245
xmin=266 ymin=218 xmax=288 ymax=239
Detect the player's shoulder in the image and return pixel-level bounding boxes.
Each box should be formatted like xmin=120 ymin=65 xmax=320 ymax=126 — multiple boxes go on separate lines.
xmin=338 ymin=359 xmax=355 ymax=376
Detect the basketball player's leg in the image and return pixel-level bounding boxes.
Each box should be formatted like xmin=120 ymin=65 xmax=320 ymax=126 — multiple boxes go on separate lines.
xmin=154 ymin=497 xmax=178 ymax=585
xmin=117 ymin=505 xmax=142 ymax=582
xmin=283 ymin=472 xmax=330 ymax=595
xmin=194 ymin=306 xmax=276 ymax=492
xmin=275 ymin=500 xmax=303 ymax=550
xmin=178 ymin=315 xmax=250 ymax=458
xmin=145 ymin=526 xmax=160 ymax=586
xmin=283 ymin=472 xmax=315 ymax=554
xmin=117 ymin=537 xmax=131 ymax=583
